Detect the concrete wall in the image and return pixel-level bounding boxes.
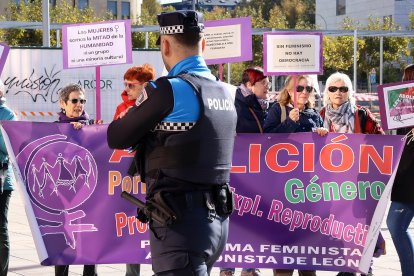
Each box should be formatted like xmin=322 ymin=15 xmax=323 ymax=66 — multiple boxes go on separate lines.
xmin=1 ymin=48 xmax=164 ymax=123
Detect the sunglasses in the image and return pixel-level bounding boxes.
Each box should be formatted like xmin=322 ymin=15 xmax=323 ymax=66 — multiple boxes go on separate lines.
xmin=124 ymin=81 xmax=144 ymax=89
xmin=296 ymin=85 xmax=314 ymax=93
xmin=68 ymin=98 xmax=86 ymax=104
xmin=328 ymin=86 xmax=349 ymax=93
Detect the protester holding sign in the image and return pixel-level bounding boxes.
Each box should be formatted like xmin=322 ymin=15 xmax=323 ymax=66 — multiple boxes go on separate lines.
xmin=0 ymin=79 xmax=17 ymax=276
xmin=386 ymin=64 xmax=414 ymax=276
xmin=264 ymin=74 xmax=327 ymax=136
xmin=264 ymin=74 xmax=326 ymax=276
xmin=54 ymin=83 xmax=101 ymax=276
xmin=320 ymin=72 xmax=385 ymax=276
xmin=220 ymin=66 xmax=271 ymax=276
xmin=113 ymin=64 xmax=155 ymax=121
xmin=107 ymin=10 xmax=236 ymax=276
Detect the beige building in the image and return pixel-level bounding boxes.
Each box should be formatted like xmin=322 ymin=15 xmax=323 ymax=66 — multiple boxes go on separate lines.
xmin=0 ymin=0 xmax=143 ymax=23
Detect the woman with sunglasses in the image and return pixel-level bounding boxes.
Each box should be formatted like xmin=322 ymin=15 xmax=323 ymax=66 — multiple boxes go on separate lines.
xmin=112 ymin=64 xmax=155 ymax=276
xmin=264 ymin=74 xmax=327 ymax=137
xmin=320 ymin=72 xmax=383 ymax=135
xmin=321 ymin=72 xmax=384 ymax=276
xmin=55 ymin=83 xmax=101 ymax=276
xmin=264 ymin=75 xmax=326 ymax=276
xmin=114 ymin=64 xmax=155 ymax=120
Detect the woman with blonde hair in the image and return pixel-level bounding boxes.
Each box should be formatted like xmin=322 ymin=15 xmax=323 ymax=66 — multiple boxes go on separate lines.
xmin=264 ymin=74 xmax=327 ymax=136
xmin=264 ymin=74 xmax=327 ymax=276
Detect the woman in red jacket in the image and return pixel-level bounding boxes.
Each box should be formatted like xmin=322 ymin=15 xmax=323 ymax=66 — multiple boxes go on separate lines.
xmin=112 ymin=63 xmax=154 ymax=276
xmin=113 ymin=64 xmax=155 ymax=120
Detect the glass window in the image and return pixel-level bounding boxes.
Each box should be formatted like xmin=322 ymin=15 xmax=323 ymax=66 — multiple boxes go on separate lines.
xmin=50 ymin=0 xmax=57 ymax=6
xmin=336 ymin=0 xmax=346 ymax=16
xmin=122 ymin=1 xmax=130 ymax=19
xmin=78 ymin=0 xmax=88 ymax=9
xmin=108 ymin=1 xmax=117 ymax=19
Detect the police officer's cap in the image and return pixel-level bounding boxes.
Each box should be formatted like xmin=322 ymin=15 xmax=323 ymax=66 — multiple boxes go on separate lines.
xmin=156 ymin=10 xmax=204 ymax=45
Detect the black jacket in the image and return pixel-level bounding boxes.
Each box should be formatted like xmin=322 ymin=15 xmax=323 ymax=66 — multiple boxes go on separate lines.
xmin=391 ymin=127 xmax=414 ymax=202
xmin=235 ymin=88 xmax=269 ymax=133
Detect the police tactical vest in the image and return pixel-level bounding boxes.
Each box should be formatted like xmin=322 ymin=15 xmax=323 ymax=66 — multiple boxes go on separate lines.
xmin=145 ymin=73 xmax=237 ymax=185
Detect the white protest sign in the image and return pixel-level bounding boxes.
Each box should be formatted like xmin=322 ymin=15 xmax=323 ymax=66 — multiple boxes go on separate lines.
xmin=62 ymin=20 xmax=132 ymax=69
xmin=264 ymin=32 xmax=323 ymax=75
xmin=203 ymin=17 xmax=252 ymax=65
xmin=204 ymin=25 xmax=241 ymax=59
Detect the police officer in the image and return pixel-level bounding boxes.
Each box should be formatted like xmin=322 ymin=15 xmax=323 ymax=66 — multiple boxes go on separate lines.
xmin=107 ymin=10 xmax=237 ymax=276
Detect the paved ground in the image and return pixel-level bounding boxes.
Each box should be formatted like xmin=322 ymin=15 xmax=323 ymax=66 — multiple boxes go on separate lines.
xmin=7 ymin=190 xmax=408 ymax=276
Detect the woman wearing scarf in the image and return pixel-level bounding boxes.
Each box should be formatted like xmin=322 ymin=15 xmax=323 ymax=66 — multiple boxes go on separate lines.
xmin=320 ymin=72 xmax=384 ymax=276
xmin=55 ymin=83 xmax=101 ymax=276
xmin=219 ymin=67 xmax=270 ymax=276
xmin=320 ymin=72 xmax=383 ymax=135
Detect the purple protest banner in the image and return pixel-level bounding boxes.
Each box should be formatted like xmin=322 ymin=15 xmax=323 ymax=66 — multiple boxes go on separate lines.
xmin=0 ymin=122 xmax=405 ymax=273
xmin=1 ymin=121 xmax=150 ymax=265
xmin=215 ymin=132 xmax=404 ymax=273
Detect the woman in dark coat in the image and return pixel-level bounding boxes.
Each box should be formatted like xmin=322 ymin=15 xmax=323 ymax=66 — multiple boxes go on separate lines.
xmin=386 ymin=64 xmax=414 ymax=276
xmin=220 ymin=67 xmax=271 ymax=276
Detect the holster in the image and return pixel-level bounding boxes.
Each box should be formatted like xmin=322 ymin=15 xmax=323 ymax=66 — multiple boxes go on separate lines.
xmin=213 ymin=184 xmax=234 ymax=216
xmin=136 ymin=192 xmax=177 ymax=226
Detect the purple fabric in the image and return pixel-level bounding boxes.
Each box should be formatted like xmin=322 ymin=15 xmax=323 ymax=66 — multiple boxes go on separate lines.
xmin=0 ymin=122 xmax=405 ymax=272
xmin=57 ymin=111 xmax=90 ymax=124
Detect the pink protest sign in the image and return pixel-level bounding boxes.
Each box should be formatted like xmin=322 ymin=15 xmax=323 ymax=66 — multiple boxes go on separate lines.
xmin=203 ymin=17 xmax=252 ymax=65
xmin=62 ymin=20 xmax=132 ymax=69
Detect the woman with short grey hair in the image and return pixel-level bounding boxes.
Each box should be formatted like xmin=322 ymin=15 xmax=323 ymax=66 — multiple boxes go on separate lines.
xmin=320 ymin=72 xmax=382 ymax=134
xmin=54 ymin=83 xmax=101 ymax=276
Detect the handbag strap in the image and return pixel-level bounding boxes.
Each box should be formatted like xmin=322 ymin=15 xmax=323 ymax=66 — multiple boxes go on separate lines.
xmin=248 ymin=107 xmax=263 ymax=134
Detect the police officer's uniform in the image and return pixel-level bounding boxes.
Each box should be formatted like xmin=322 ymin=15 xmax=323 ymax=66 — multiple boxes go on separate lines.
xmin=107 ymin=10 xmax=237 ymax=276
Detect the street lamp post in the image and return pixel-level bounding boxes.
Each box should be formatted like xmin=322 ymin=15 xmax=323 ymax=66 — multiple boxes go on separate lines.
xmin=42 ymin=0 xmax=50 ymax=47
xmin=315 ymin=14 xmax=327 ymax=30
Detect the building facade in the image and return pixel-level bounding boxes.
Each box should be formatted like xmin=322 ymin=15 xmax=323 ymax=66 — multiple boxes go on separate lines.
xmin=0 ymin=0 xmax=143 ymax=23
xmin=162 ymin=0 xmax=239 ymax=11
xmin=316 ymin=0 xmax=414 ymax=30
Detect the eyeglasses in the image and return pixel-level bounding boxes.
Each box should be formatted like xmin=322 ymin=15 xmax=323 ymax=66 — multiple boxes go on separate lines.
xmin=124 ymin=81 xmax=144 ymax=89
xmin=68 ymin=98 xmax=86 ymax=104
xmin=328 ymin=86 xmax=349 ymax=93
xmin=257 ymin=81 xmax=271 ymax=89
xmin=296 ymin=85 xmax=314 ymax=93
